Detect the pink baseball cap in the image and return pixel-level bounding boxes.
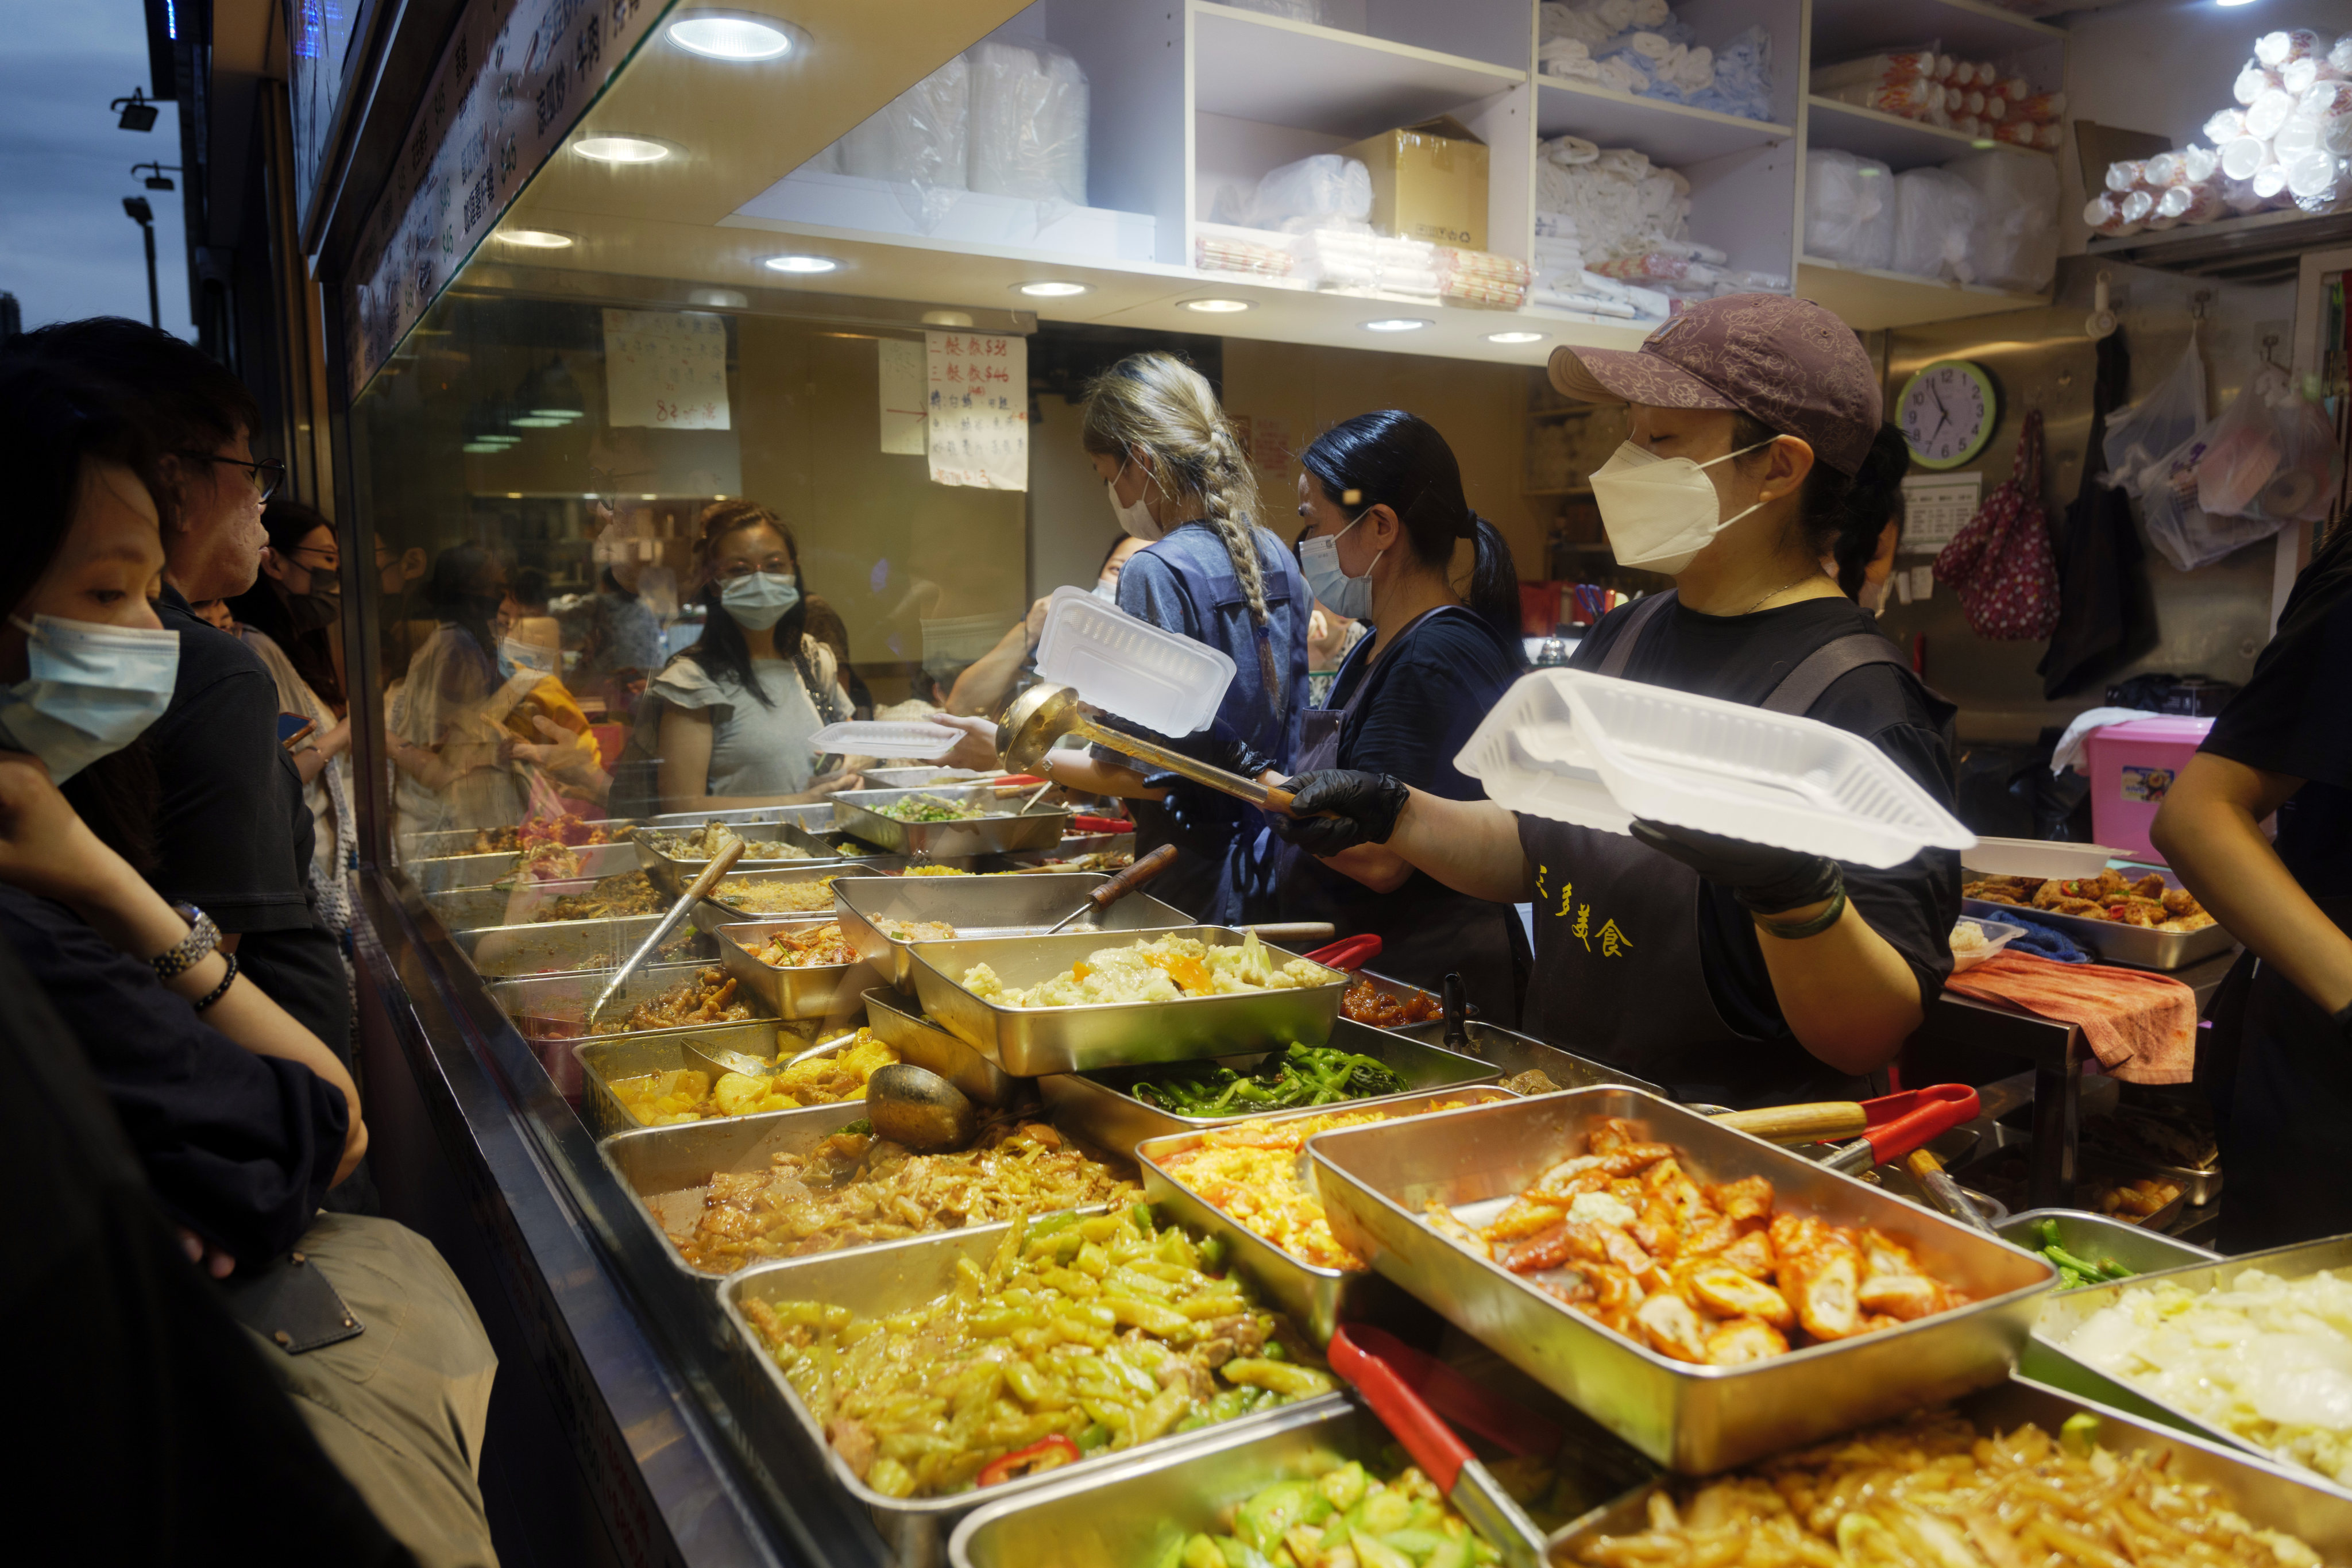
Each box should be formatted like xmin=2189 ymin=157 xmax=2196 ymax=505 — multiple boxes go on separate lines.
xmin=1548 ymin=294 xmax=1882 ymax=476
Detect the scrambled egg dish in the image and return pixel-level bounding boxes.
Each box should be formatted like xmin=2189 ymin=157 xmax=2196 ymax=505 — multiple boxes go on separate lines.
xmin=607 ymin=1029 xmax=899 ymax=1125
xmin=962 ymin=932 xmax=1334 ymax=1009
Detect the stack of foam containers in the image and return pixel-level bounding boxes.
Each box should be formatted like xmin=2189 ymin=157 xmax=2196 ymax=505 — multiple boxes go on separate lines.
xmin=1804 ymin=149 xmax=1896 ymax=271
xmin=810 ymin=38 xmax=1092 ymax=213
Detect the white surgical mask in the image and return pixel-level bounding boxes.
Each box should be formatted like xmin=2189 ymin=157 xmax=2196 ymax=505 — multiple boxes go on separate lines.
xmin=497 ymin=636 xmax=557 ymax=682
xmin=1297 ymin=510 xmax=1382 ymax=621
xmin=1588 ymin=438 xmax=1774 ymax=576
xmin=0 ymin=613 xmax=181 ymax=782
xmin=720 ymin=570 xmax=800 ymax=631
xmin=1106 ymin=459 xmax=1165 ymax=542
xmin=1090 ymin=578 xmax=1119 ymax=604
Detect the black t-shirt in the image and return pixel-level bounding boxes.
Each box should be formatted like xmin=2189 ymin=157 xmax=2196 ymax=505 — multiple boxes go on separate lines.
xmin=151 ymin=586 xmax=350 ymax=1056
xmin=1329 ymin=607 xmax=1524 ymax=800
xmin=1569 ymin=593 xmax=1963 ymax=1046
xmin=0 ymin=885 xmax=348 ymax=1263
xmin=2201 ymin=526 xmax=2352 ymax=900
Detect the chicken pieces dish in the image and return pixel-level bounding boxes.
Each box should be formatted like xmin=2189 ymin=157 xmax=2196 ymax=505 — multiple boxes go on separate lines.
xmin=1964 ymin=870 xmax=2215 ymax=932
xmin=1421 ymin=1117 xmax=1969 ymax=1368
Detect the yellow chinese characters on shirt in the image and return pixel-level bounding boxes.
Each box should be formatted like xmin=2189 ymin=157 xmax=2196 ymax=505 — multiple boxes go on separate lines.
xmin=1535 ymin=864 xmax=1631 ymax=957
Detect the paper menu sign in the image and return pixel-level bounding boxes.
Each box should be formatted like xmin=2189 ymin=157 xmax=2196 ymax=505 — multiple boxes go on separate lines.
xmin=603 ymin=309 xmax=732 ymax=430
xmin=926 ymin=330 xmax=1028 ymax=490
xmin=878 ymin=338 xmax=927 ymax=455
xmin=1899 ymin=472 xmax=1980 ymax=553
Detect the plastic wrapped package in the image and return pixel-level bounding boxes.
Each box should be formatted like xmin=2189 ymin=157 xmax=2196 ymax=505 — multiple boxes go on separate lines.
xmin=2101 ymin=339 xmax=2205 ymax=500
xmin=1804 ymin=150 xmax=1895 ymax=268
xmin=2281 ymin=56 xmax=2339 ymax=96
xmin=2222 ymin=174 xmax=2273 ymax=213
xmin=1811 ymin=51 xmax=1939 ymax=91
xmin=2180 ymin=145 xmax=2220 ymax=184
xmin=2084 ymin=194 xmax=2144 ymax=238
xmin=1243 ymin=155 xmax=1371 ymax=230
xmin=1826 ymin=78 xmax=1937 ymax=117
xmin=2119 ymin=188 xmax=2157 ymax=226
xmin=2288 ymin=152 xmax=2349 ymax=210
xmin=1691 ymin=24 xmax=1774 ymax=122
xmin=2304 ymin=81 xmax=2352 ymax=154
xmin=2235 ymin=61 xmax=2279 ymax=106
xmin=2144 ymin=150 xmax=2184 ymax=187
xmin=2205 ymin=107 xmax=2249 ymax=144
xmin=2254 ymin=28 xmax=2324 ymax=67
xmin=1891 ymin=166 xmax=1980 ymax=278
xmin=837 ymin=53 xmax=970 ymax=227
xmin=2007 ymin=91 xmax=2067 ymax=123
xmin=2335 ymin=35 xmax=2352 ymax=74
xmin=2220 ymin=133 xmax=2273 ymax=180
xmin=1996 ymin=75 xmax=2031 ymax=102
xmin=967 ymin=39 xmax=1088 ymax=207
xmin=2104 ymin=159 xmax=2146 ymax=193
xmin=2156 ymin=181 xmax=2224 ymax=225
xmin=2246 ymin=86 xmax=2296 ymax=140
xmin=2251 ymin=161 xmax=2292 ymax=200
xmin=1944 ymin=150 xmax=2058 ymax=292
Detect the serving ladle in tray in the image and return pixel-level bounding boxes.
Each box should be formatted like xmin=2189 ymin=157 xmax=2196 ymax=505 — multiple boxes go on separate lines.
xmin=582 ymin=838 xmax=744 ymax=1030
xmin=1001 ymin=683 xmax=1328 ymax=817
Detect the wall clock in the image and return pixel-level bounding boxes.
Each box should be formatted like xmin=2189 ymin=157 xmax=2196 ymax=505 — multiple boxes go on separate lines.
xmin=1897 ymin=359 xmax=1998 ymax=470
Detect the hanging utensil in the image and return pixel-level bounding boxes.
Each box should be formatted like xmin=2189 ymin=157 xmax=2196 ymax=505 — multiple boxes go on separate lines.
xmin=1441 ymin=972 xmax=1472 ymax=1049
xmin=864 ymin=1061 xmax=980 ymax=1152
xmin=999 ymin=684 xmax=1327 ymax=816
xmin=1041 ymin=843 xmax=1180 ymax=934
xmin=582 ymin=839 xmax=744 ymax=1029
xmin=1902 ymin=1145 xmax=1997 ymax=1233
xmin=683 ymin=1028 xmax=847 ymax=1084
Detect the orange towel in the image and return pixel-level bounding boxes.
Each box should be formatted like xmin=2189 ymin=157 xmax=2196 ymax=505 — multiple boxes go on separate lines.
xmin=1942 ymin=952 xmax=2197 ymax=1084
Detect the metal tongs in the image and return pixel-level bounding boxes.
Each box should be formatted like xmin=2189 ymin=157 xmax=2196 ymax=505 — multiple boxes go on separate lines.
xmin=1327 ymin=1323 xmax=1565 ymax=1568
xmin=1713 ymin=1083 xmax=1987 ymax=1212
xmin=582 ymin=838 xmax=745 ymax=1029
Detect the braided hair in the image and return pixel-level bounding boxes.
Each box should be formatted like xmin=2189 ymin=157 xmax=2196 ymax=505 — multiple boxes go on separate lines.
xmin=1078 ymin=353 xmax=1270 ymax=626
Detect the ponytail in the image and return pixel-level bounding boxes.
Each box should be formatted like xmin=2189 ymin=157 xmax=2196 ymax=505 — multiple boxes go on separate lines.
xmin=1828 ymin=424 xmax=1911 ymax=598
xmin=1462 ymin=513 xmax=1527 ymax=660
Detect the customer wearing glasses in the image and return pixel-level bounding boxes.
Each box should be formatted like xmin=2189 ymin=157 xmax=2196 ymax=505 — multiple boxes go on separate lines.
xmin=5 ymin=319 xmax=354 ymax=1128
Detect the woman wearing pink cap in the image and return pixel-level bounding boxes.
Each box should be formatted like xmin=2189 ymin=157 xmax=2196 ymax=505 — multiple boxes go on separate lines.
xmin=1274 ymin=295 xmax=1960 ymax=1109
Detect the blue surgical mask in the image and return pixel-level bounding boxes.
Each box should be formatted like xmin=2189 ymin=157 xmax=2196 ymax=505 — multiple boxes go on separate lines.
xmin=720 ymin=570 xmax=801 ymax=631
xmin=1297 ymin=510 xmax=1382 ymax=621
xmin=0 ymin=613 xmax=181 ymax=782
xmin=497 ymin=636 xmax=557 ymax=682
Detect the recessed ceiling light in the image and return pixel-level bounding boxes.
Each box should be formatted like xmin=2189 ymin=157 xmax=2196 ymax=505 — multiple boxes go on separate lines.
xmin=690 ymin=287 xmax=750 ymax=308
xmin=764 ymin=253 xmax=841 ymax=274
xmin=1180 ymin=298 xmax=1253 ymax=314
xmin=640 ymin=493 xmax=659 ymax=501
xmin=666 ymin=13 xmax=794 ymax=60
xmin=462 ymin=442 xmax=504 ymax=454
xmin=1486 ymin=330 xmax=1547 ymax=344
xmin=1017 ymin=280 xmax=1090 ymax=297
xmin=922 ymin=310 xmax=975 ymax=327
xmin=510 ymin=415 xmax=568 ymax=428
xmin=574 ymin=136 xmax=671 ymax=164
xmin=1362 ymin=317 xmax=1432 ymax=333
xmin=528 ymin=408 xmax=584 ymax=420
xmin=499 ymin=229 xmax=574 ymax=249
xmin=481 ymin=434 xmax=521 ymax=445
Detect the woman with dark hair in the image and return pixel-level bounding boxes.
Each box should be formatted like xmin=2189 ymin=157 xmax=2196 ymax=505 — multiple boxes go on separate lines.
xmin=1258 ymin=410 xmax=1532 ymax=1023
xmin=1277 ymin=298 xmax=1959 ymax=1110
xmin=1823 ymin=424 xmax=1909 ymax=612
xmin=384 ymin=542 xmax=524 ymax=844
xmin=639 ymin=499 xmax=861 ymax=812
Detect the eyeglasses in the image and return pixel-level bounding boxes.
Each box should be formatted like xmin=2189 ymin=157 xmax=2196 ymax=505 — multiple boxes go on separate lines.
xmin=183 ymin=451 xmax=286 ymax=501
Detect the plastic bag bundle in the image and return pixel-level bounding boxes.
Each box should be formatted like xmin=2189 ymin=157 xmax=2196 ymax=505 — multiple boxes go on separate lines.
xmin=837 ymin=53 xmax=970 ymax=213
xmin=1891 ymin=166 xmax=1980 ymax=279
xmin=1803 ymin=149 xmax=1895 ymax=270
xmin=1194 ymin=225 xmax=1295 ymax=277
xmin=968 ymin=39 xmax=1089 ymax=207
xmin=1943 ymin=150 xmax=2057 ymax=292
xmin=1690 ymin=25 xmax=1773 ymax=121
xmin=1241 ymin=155 xmax=1370 ymax=231
xmin=1294 ymin=231 xmax=1438 ymax=299
xmin=2084 ymin=194 xmax=2144 ymax=238
xmin=2101 ymin=339 xmax=2204 ymax=499
xmin=1435 ymin=247 xmax=1530 ymax=308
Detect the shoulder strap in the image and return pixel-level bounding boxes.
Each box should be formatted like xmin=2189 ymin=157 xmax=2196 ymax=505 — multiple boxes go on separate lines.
xmin=1760 ymin=632 xmax=1909 ymax=716
xmin=1594 ymin=592 xmax=1678 ymax=679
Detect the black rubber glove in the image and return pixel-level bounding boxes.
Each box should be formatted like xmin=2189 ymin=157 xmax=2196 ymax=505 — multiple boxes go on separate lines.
xmin=1628 ymin=819 xmax=1844 ymax=916
xmin=1140 ymin=771 xmax=1226 ymax=839
xmin=1275 ymin=770 xmax=1410 ymax=858
xmin=1222 ymin=737 xmax=1280 ymax=782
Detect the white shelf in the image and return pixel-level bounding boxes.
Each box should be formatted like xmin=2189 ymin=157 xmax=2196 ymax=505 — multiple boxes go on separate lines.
xmin=1796 ymin=257 xmax=2050 ymax=330
xmin=1535 ymin=76 xmax=1793 ymax=167
xmin=1810 ymin=0 xmax=2062 ymax=66
xmin=1803 ymin=98 xmax=2050 ymax=173
xmin=1189 ymin=4 xmax=1526 ymax=140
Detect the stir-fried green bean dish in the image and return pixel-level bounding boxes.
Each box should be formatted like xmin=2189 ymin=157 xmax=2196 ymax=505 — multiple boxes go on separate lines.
xmin=1130 ymin=1043 xmax=1411 ymax=1117
xmin=740 ymin=1206 xmax=1336 ymax=1499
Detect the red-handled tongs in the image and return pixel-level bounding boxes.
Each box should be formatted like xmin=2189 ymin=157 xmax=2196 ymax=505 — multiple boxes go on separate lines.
xmin=1303 ymin=933 xmax=1383 ymax=972
xmin=1713 ymin=1083 xmax=1980 ymax=1175
xmin=1327 ymin=1324 xmax=1559 ymax=1568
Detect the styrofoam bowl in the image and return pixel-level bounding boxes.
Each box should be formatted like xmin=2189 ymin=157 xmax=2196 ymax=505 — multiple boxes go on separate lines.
xmin=1032 ymin=585 xmax=1235 ymax=736
xmin=1959 ymin=835 xmax=2125 ymax=879
xmin=809 ymin=720 xmax=962 ymax=758
xmin=1456 ymin=669 xmax=1978 ymax=869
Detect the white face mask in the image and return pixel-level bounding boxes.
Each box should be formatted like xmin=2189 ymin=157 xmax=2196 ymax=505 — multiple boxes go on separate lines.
xmin=720 ymin=570 xmax=801 ymax=632
xmin=1106 ymin=459 xmax=1165 ymax=543
xmin=1297 ymin=509 xmax=1382 ymax=621
xmin=1090 ymin=578 xmax=1119 ymax=603
xmin=497 ymin=636 xmax=557 ymax=682
xmin=1588 ymin=437 xmax=1775 ymax=576
xmin=0 ymin=613 xmax=181 ymax=782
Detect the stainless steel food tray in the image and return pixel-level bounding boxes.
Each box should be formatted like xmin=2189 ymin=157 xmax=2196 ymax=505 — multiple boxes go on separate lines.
xmin=457 ymin=913 xmax=715 ymax=978
xmin=1997 ymin=1206 xmax=2218 ymax=1289
xmin=1389 ymin=1017 xmax=1667 ymax=1099
xmin=1138 ymin=1087 xmax=1517 ymax=1345
xmin=836 ymin=871 xmax=1189 ymax=989
xmin=404 ymin=818 xmax=639 ymax=859
xmin=408 ymin=838 xmax=642 ymax=894
xmin=2078 ymin=1145 xmax=2224 ymax=1208
xmin=2025 ymin=1232 xmax=2352 ymax=1485
xmin=704 ymin=860 xmax=936 ymax=918
xmin=573 ymin=1020 xmax=827 ymax=1138
xmin=832 ymin=785 xmax=1070 ymax=858
xmin=862 ymin=987 xmax=1020 ymax=1106
xmin=1039 ymin=1020 xmax=1501 ymax=1155
xmin=907 ymin=925 xmax=1349 ymax=1077
xmin=950 ymin=1394 xmax=1656 ymax=1568
xmin=632 ymin=820 xmax=859 ymax=893
xmin=693 ymin=912 xmax=878 ymax=1022
xmin=494 ymin=962 xmax=801 ymax=1103
xmin=1554 ymin=1376 xmax=2352 ymax=1563
xmin=719 ymin=1226 xmax=1350 ymax=1566
xmin=1310 ymin=1087 xmax=2056 ymax=1473
xmin=1961 ymin=896 xmax=2236 ymax=970
xmin=859 ymin=766 xmax=992 ymax=790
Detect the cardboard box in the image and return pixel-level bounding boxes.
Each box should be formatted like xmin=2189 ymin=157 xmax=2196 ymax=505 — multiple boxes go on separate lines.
xmin=1339 ymin=115 xmax=1488 ymax=249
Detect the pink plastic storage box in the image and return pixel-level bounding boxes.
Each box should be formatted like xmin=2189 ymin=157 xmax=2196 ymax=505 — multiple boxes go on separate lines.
xmin=2083 ymin=716 xmax=2213 ymax=863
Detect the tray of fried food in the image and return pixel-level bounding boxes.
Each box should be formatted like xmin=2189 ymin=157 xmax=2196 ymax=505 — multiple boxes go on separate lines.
xmin=834 ymin=870 xmax=1188 ymax=990
xmin=1307 ymin=1088 xmax=2054 ymax=1473
xmin=574 ymin=1021 xmax=894 ymax=1136
xmin=720 ymin=1208 xmax=1347 ymax=1535
xmin=495 ymin=960 xmax=775 ymax=1049
xmin=407 ymin=836 xmax=640 ymax=894
xmin=633 ymin=817 xmax=858 ymax=893
xmin=1558 ymin=1377 xmax=2352 ymax=1567
xmin=459 ymin=912 xmax=714 ymax=979
xmin=1963 ymin=866 xmax=2232 ymax=970
xmin=692 ymin=911 xmax=885 ymax=1020
xmin=600 ymin=1098 xmax=1142 ymax=1277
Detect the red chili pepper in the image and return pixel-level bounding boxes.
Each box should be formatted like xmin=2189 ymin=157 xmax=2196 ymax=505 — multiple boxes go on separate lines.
xmin=976 ymin=1434 xmax=1082 ymax=1488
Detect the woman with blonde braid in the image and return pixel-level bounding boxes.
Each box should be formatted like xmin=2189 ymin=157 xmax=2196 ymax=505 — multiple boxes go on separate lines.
xmin=1025 ymin=353 xmax=1309 ymax=924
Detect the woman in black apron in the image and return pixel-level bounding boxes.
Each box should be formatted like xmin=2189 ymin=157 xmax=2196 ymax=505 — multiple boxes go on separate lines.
xmin=2152 ymin=522 xmax=2352 ymax=1252
xmin=1256 ymin=411 xmax=1531 ymax=1024
xmin=1273 ymin=296 xmax=1960 ymax=1109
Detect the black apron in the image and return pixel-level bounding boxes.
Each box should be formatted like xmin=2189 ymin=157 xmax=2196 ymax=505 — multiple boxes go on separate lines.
xmin=1268 ymin=608 xmax=1531 ymax=1026
xmin=2214 ymin=895 xmax=2352 ymax=1253
xmin=1521 ymin=592 xmax=1922 ymax=1107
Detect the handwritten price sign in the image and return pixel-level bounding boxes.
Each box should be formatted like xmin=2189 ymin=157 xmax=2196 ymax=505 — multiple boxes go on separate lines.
xmin=925 ymin=330 xmax=1027 ymax=491
xmin=603 ymin=308 xmax=732 ymax=431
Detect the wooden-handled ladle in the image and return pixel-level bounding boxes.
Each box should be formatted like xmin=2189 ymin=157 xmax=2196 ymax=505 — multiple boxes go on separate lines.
xmin=999 ymin=684 xmax=1318 ymax=814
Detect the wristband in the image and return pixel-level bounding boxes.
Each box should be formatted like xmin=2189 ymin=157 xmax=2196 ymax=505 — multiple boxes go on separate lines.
xmin=193 ymin=952 xmax=238 ymax=1012
xmin=1752 ymin=885 xmax=1848 ymax=941
xmin=152 ymin=905 xmax=221 ymax=980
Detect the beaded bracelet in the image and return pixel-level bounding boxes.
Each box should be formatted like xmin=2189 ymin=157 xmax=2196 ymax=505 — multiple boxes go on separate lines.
xmin=1752 ymin=885 xmax=1848 ymax=942
xmin=193 ymin=952 xmax=238 ymax=1012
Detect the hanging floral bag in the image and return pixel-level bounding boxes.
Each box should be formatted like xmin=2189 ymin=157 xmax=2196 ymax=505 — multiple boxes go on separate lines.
xmin=1933 ymin=409 xmax=2061 ymax=640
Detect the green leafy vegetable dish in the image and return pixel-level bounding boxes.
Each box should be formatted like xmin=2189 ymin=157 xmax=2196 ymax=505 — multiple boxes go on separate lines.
xmin=1130 ymin=1043 xmax=1411 ymax=1118
xmin=871 ymin=793 xmax=988 ymax=823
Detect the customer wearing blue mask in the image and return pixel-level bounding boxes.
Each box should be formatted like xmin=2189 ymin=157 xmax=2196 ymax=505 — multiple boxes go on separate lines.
xmin=639 ymin=498 xmax=862 ymax=812
xmin=1252 ymin=411 xmax=1531 ymax=1024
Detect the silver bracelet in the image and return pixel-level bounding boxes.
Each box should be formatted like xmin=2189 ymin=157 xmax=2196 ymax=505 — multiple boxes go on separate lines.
xmin=152 ymin=905 xmax=221 ymax=980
